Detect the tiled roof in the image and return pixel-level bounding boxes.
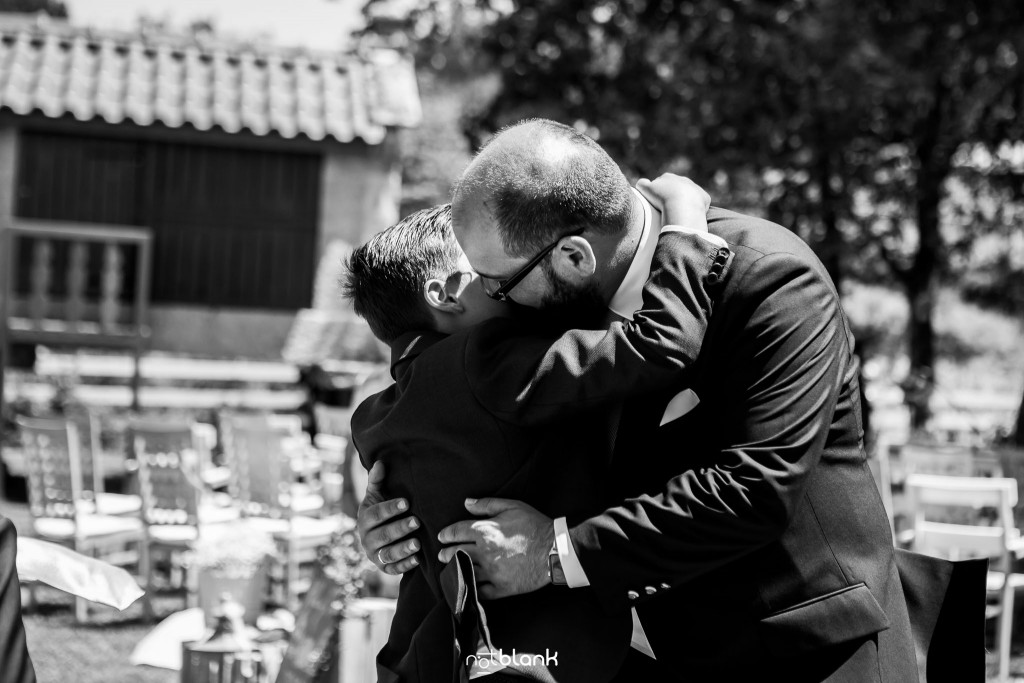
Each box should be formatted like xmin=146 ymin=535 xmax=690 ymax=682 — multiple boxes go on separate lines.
xmin=0 ymin=15 xmax=421 ymax=144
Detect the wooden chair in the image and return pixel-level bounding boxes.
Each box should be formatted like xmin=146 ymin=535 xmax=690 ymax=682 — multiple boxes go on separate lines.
xmin=18 ymin=415 xmax=144 ymax=621
xmin=133 ymin=420 xmax=239 ymax=619
xmin=63 ymin=408 xmax=142 ymax=517
xmin=220 ymin=413 xmax=320 ymax=507
xmin=310 ymin=403 xmax=354 ymax=514
xmin=189 ymin=421 xmax=230 ymax=490
xmin=900 ymin=442 xmax=977 ymax=478
xmin=227 ymin=425 xmax=343 ymax=609
xmin=905 ymin=474 xmax=1024 ymax=682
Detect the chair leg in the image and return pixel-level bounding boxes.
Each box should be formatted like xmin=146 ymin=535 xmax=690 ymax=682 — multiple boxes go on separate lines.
xmin=287 ymin=540 xmax=298 ymax=612
xmin=185 ymin=563 xmax=198 ymax=610
xmin=74 ymin=595 xmax=89 ymax=623
xmin=20 ymin=584 xmax=35 ymax=613
xmin=139 ymin=541 xmax=155 ymax=622
xmin=997 ymin=581 xmax=1014 ymax=683
xmin=73 ymin=546 xmax=92 ymax=623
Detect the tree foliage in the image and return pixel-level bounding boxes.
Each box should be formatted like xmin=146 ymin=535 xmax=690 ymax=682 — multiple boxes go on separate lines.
xmin=362 ymin=0 xmax=1024 ymax=431
xmin=0 ymin=0 xmax=67 ymax=17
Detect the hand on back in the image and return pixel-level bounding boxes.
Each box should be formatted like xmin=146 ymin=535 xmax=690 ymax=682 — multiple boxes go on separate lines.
xmin=636 ymin=173 xmax=711 ymax=232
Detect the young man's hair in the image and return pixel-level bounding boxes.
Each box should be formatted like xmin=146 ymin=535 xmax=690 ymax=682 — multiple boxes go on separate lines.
xmin=453 ymin=118 xmax=634 ymax=258
xmin=343 ymin=204 xmax=461 ymax=345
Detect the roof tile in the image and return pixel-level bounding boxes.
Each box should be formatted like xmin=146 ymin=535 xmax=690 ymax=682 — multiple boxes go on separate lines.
xmin=0 ymin=16 xmax=421 ymax=143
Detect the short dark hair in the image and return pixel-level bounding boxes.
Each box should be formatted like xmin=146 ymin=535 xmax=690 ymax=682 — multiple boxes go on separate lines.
xmin=453 ymin=119 xmax=634 ymax=257
xmin=342 ymin=204 xmax=460 ymax=345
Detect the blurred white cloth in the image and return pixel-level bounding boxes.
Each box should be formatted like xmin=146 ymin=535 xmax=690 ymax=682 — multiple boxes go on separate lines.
xmin=130 ymin=608 xmax=206 ymax=670
xmin=16 ymin=537 xmax=144 ymax=610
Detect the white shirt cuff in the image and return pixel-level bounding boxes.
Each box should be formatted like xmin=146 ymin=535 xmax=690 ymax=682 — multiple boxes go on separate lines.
xmin=553 ymin=516 xmax=590 ymax=588
xmin=661 ymin=223 xmax=728 ymax=249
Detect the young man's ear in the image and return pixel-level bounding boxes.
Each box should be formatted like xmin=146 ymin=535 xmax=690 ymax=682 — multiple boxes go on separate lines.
xmin=550 ymin=236 xmax=597 ymax=283
xmin=423 ymin=278 xmax=465 ymax=314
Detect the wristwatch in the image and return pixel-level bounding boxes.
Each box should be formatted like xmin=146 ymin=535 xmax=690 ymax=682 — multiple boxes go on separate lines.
xmin=548 ymin=538 xmax=567 ymax=586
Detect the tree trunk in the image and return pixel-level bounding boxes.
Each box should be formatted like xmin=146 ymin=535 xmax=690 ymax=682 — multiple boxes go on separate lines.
xmin=904 ymin=170 xmax=943 ymax=431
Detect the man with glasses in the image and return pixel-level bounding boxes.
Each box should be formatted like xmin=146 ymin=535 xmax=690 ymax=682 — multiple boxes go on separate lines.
xmin=361 ymin=118 xmax=926 ymax=682
xmin=344 ymin=176 xmax=723 ymax=681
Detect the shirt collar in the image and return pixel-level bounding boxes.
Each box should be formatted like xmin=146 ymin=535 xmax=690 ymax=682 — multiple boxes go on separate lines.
xmin=608 ymin=188 xmax=663 ymax=321
xmin=388 ymin=330 xmax=446 ymax=380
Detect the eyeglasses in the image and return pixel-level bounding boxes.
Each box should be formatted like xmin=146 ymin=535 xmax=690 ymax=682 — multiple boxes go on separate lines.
xmin=482 ymin=228 xmax=585 ymax=302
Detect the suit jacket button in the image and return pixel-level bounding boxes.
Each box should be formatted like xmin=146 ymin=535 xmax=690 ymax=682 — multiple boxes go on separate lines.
xmin=707 ymin=273 xmax=720 ymax=285
xmin=627 ymin=590 xmax=639 ymax=601
xmin=718 ymin=247 xmax=730 ymax=259
xmin=644 ymin=586 xmax=657 ymax=595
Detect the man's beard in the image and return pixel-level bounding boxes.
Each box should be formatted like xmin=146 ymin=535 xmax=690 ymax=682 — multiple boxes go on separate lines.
xmin=528 ymin=259 xmax=607 ymax=332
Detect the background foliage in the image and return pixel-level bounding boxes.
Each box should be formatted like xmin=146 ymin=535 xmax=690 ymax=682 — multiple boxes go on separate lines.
xmin=363 ymin=0 xmax=1024 ymax=437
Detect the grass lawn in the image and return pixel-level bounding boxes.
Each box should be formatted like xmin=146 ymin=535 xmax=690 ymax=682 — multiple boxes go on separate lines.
xmin=4 ymin=502 xmax=181 ymax=683
xmin=24 ymin=605 xmax=176 ymax=683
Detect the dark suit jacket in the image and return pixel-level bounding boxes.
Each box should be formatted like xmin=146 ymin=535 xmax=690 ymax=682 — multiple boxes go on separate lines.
xmin=0 ymin=515 xmax=36 ymax=683
xmin=470 ymin=209 xmax=924 ymax=681
xmin=352 ymin=231 xmax=726 ymax=683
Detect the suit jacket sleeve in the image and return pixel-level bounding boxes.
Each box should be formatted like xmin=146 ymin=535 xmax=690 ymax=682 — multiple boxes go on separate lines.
xmin=0 ymin=516 xmax=37 ymax=683
xmin=464 ymin=231 xmax=729 ymax=426
xmin=567 ymin=251 xmax=850 ymax=614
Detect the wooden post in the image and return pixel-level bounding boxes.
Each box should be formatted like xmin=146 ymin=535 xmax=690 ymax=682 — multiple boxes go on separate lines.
xmin=66 ymin=241 xmax=88 ymax=326
xmin=29 ymin=238 xmax=52 ymax=325
xmin=100 ymin=242 xmax=123 ymax=334
xmin=0 ymin=127 xmax=19 ymax=444
xmin=132 ymin=234 xmax=153 ymax=413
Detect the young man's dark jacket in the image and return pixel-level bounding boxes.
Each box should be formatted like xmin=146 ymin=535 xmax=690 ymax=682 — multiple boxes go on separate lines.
xmin=0 ymin=515 xmax=36 ymax=683
xmin=352 ymin=230 xmax=727 ymax=683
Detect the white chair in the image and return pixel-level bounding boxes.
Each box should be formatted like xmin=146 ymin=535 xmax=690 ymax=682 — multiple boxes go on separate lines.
xmin=226 ymin=425 xmax=344 ymax=609
xmin=906 ymin=474 xmax=1024 ymax=682
xmin=190 ymin=422 xmax=230 ymax=490
xmin=220 ymin=413 xmax=323 ymax=513
xmin=132 ymin=420 xmax=239 ymax=620
xmin=64 ymin=409 xmax=142 ymax=517
xmin=18 ymin=416 xmax=144 ymax=622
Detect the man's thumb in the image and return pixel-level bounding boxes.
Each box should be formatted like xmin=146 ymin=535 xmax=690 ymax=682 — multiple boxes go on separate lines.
xmin=366 ymin=461 xmax=385 ymax=490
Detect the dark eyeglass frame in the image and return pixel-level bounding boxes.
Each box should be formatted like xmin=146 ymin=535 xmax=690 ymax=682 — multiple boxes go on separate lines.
xmin=484 ymin=228 xmax=585 ymax=302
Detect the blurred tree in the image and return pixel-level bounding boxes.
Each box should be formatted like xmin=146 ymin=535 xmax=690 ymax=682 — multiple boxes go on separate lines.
xmin=357 ymin=0 xmax=1024 ymax=431
xmin=0 ymin=0 xmax=67 ymax=16
xmin=461 ymin=0 xmax=1024 ymax=430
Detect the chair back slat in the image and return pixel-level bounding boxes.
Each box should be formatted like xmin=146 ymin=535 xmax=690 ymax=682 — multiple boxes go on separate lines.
xmin=18 ymin=416 xmax=81 ymax=522
xmin=220 ymin=413 xmax=303 ymax=504
xmin=132 ymin=420 xmax=201 ymax=528
xmin=229 ymin=426 xmax=296 ymax=519
xmin=911 ymin=476 xmax=1018 ymax=508
xmin=906 ymin=474 xmax=1019 ymax=568
xmin=915 ymin=521 xmax=1014 ymax=559
xmin=902 ymin=443 xmax=975 ymax=477
xmin=63 ymin=408 xmax=102 ymax=499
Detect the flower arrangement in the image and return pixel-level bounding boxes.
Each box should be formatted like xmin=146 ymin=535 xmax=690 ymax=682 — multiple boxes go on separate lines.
xmin=183 ymin=521 xmax=277 ymax=579
xmin=315 ymin=527 xmax=376 ymax=607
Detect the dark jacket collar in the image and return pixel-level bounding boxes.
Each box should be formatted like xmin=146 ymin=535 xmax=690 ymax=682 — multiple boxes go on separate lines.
xmin=388 ymin=330 xmax=447 ymax=380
